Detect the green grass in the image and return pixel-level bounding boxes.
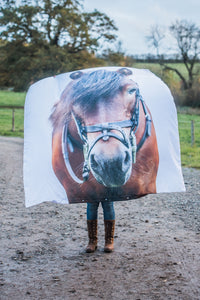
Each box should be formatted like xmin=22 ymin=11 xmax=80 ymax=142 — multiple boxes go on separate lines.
xmin=0 ymin=108 xmax=24 ymax=137
xmin=0 ymin=90 xmax=26 ymax=106
xmin=0 ymin=90 xmax=25 ymax=137
xmin=0 ymin=90 xmax=200 ymax=168
xmin=132 ymin=62 xmax=200 ymax=82
xmin=178 ymin=113 xmax=200 ymax=168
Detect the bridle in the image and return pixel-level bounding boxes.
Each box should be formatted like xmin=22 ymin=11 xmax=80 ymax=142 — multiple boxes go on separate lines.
xmin=62 ymin=89 xmax=152 ymax=184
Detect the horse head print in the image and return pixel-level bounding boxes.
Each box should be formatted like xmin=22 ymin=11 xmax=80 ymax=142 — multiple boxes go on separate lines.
xmin=50 ymin=68 xmax=159 ymax=203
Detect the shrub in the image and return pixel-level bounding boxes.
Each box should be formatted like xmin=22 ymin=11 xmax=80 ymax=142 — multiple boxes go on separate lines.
xmin=172 ymin=77 xmax=200 ymax=107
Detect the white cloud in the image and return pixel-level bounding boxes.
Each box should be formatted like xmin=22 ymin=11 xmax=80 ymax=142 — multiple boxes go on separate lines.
xmin=84 ymin=0 xmax=200 ymax=54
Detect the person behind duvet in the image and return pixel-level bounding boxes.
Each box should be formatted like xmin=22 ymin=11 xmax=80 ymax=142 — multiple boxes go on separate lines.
xmin=86 ymin=202 xmax=115 ymax=253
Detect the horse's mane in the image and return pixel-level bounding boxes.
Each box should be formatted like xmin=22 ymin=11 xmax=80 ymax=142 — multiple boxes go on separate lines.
xmin=50 ymin=69 xmax=126 ymax=131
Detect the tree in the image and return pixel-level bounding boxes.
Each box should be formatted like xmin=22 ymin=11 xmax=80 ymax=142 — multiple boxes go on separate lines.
xmin=0 ymin=0 xmax=118 ymax=90
xmin=146 ymin=20 xmax=200 ymax=90
xmin=0 ymin=0 xmax=43 ymax=44
xmin=101 ymin=41 xmax=126 ymax=66
xmin=0 ymin=0 xmax=117 ymax=51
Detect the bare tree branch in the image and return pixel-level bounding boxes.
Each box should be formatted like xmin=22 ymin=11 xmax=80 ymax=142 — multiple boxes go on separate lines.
xmin=146 ymin=20 xmax=200 ymax=90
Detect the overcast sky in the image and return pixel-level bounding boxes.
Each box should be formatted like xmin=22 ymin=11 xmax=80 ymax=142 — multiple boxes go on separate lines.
xmin=84 ymin=0 xmax=200 ymax=55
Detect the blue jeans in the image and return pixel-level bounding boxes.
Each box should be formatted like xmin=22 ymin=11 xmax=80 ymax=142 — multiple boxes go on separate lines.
xmin=87 ymin=202 xmax=115 ymax=220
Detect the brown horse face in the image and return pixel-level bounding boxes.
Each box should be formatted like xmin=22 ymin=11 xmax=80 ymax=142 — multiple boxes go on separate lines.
xmin=72 ymin=79 xmax=138 ymax=187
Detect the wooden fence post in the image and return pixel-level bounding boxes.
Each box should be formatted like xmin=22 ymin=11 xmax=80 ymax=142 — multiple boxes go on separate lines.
xmin=12 ymin=109 xmax=15 ymax=132
xmin=0 ymin=106 xmax=24 ymax=133
xmin=191 ymin=120 xmax=194 ymax=146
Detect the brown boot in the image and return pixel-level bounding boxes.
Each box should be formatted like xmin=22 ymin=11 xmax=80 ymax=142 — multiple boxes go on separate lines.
xmin=104 ymin=220 xmax=115 ymax=253
xmin=86 ymin=220 xmax=98 ymax=253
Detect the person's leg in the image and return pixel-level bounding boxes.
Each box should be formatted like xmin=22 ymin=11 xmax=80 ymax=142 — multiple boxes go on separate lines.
xmin=86 ymin=202 xmax=99 ymax=253
xmin=87 ymin=202 xmax=99 ymax=220
xmin=101 ymin=201 xmax=115 ymax=220
xmin=102 ymin=202 xmax=115 ymax=252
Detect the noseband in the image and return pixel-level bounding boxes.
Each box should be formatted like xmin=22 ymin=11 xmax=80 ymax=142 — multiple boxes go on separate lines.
xmin=62 ymin=91 xmax=152 ymax=184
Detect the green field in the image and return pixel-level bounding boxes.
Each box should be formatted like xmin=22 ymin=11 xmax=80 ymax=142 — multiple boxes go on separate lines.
xmin=178 ymin=113 xmax=200 ymax=168
xmin=0 ymin=90 xmax=26 ymax=106
xmin=131 ymin=62 xmax=200 ymax=81
xmin=0 ymin=90 xmax=25 ymax=137
xmin=0 ymin=90 xmax=200 ymax=168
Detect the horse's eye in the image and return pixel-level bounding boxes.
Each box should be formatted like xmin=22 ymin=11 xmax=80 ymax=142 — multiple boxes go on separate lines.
xmin=128 ymin=88 xmax=136 ymax=95
xmin=72 ymin=112 xmax=84 ymax=128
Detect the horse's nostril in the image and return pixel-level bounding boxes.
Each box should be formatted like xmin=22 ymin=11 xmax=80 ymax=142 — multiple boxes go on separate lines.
xmin=124 ymin=151 xmax=130 ymax=165
xmin=90 ymin=154 xmax=98 ymax=169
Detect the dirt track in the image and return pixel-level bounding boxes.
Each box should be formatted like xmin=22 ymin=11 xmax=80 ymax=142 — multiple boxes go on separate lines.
xmin=0 ymin=136 xmax=200 ymax=300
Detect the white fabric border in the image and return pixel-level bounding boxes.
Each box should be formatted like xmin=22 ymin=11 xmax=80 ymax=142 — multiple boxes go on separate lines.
xmin=23 ymin=67 xmax=185 ymax=207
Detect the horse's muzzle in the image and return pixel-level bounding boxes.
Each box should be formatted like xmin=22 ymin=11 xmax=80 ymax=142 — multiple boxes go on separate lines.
xmin=89 ymin=150 xmax=132 ymax=187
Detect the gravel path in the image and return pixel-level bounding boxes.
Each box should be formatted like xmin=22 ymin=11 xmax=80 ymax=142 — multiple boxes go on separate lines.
xmin=0 ymin=136 xmax=200 ymax=300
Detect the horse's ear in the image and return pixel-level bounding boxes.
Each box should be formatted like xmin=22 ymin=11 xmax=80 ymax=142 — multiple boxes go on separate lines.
xmin=70 ymin=71 xmax=84 ymax=80
xmin=117 ymin=68 xmax=132 ymax=76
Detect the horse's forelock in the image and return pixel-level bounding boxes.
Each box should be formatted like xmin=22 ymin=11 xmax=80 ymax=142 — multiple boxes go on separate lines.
xmin=71 ymin=70 xmax=124 ymax=111
xmin=50 ymin=70 xmax=126 ymax=130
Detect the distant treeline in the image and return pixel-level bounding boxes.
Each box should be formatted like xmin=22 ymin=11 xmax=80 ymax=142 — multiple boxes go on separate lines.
xmin=0 ymin=1 xmax=200 ymax=107
xmin=133 ymin=56 xmax=200 ymax=64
